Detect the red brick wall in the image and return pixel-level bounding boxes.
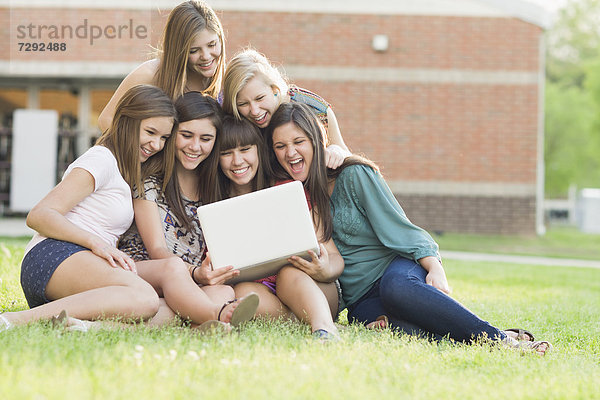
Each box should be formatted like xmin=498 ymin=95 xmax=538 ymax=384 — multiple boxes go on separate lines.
xmin=220 ymin=13 xmax=541 ymax=71
xmin=0 ymin=6 xmax=543 ymax=234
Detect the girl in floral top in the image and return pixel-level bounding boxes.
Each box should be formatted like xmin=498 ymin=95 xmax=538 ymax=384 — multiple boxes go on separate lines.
xmin=119 ymin=92 xmax=258 ymax=330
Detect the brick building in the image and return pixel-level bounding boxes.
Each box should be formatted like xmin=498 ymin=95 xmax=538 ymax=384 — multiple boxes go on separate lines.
xmin=0 ymin=0 xmax=547 ymax=234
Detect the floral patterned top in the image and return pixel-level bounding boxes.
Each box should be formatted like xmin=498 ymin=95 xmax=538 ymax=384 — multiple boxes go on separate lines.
xmin=118 ymin=175 xmax=206 ymax=266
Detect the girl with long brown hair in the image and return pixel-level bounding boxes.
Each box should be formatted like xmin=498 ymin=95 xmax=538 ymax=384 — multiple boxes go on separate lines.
xmin=98 ymin=0 xmax=226 ymax=132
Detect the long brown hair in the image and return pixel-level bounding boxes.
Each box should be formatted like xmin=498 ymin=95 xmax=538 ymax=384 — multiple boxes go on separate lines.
xmin=210 ymin=115 xmax=272 ymax=202
xmin=96 ymin=84 xmax=177 ymax=195
xmin=266 ymin=103 xmax=379 ymax=241
xmin=155 ymin=0 xmax=226 ymax=100
xmin=165 ymin=92 xmax=223 ymax=230
xmin=266 ymin=103 xmax=332 ymax=241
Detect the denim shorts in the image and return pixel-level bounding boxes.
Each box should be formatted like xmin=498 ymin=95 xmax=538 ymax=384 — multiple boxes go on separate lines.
xmin=20 ymin=238 xmax=88 ymax=308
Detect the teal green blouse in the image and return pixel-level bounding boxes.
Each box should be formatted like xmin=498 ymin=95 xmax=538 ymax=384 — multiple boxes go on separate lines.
xmin=330 ymin=164 xmax=440 ymax=309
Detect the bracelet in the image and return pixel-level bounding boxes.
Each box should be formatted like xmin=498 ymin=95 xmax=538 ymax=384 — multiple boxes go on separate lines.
xmin=191 ymin=265 xmax=201 ymax=285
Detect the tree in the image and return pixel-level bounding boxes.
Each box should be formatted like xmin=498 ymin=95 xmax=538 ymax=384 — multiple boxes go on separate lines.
xmin=544 ymin=0 xmax=600 ymax=197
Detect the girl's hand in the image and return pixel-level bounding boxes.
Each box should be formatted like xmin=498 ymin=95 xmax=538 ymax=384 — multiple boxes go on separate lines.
xmin=287 ymin=243 xmax=330 ymax=281
xmin=91 ymin=242 xmax=137 ymax=273
xmin=324 ymin=145 xmax=351 ymax=169
xmin=190 ymin=252 xmax=240 ymax=286
xmin=426 ymin=268 xmax=451 ymax=294
xmin=419 ymin=256 xmax=451 ymax=294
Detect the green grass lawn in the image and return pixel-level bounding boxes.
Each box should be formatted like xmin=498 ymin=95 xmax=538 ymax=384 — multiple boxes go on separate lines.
xmin=1 ymin=238 xmax=599 ymax=399
xmin=433 ymin=226 xmax=600 ymax=260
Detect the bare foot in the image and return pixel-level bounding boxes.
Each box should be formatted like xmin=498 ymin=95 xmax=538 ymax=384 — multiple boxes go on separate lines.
xmin=366 ymin=315 xmax=389 ymax=330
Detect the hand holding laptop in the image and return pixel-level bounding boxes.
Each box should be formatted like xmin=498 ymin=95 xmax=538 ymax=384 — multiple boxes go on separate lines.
xmin=287 ymin=243 xmax=332 ymax=282
xmin=190 ymin=252 xmax=240 ymax=286
xmin=197 ymin=181 xmax=320 ymax=285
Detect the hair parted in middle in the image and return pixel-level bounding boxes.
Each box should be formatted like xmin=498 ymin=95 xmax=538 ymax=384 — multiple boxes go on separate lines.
xmin=222 ymin=48 xmax=288 ymax=120
xmin=265 ymin=102 xmax=332 ymax=241
xmin=96 ymin=84 xmax=177 ymax=197
xmin=155 ymin=0 xmax=226 ymax=100
xmin=162 ymin=91 xmax=223 ymax=230
xmin=266 ymin=102 xmax=380 ymax=242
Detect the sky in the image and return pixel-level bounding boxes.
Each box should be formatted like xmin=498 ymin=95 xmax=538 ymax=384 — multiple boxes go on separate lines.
xmin=525 ymin=0 xmax=569 ymax=13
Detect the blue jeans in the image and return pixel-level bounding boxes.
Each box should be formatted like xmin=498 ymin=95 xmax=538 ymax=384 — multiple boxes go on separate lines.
xmin=347 ymin=256 xmax=505 ymax=343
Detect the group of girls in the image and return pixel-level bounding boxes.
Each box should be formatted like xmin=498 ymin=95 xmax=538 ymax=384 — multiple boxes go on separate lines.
xmin=1 ymin=1 xmax=551 ymax=354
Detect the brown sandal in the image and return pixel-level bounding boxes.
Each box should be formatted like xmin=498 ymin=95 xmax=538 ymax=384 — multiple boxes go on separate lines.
xmin=503 ymin=336 xmax=552 ymax=356
xmin=504 ymin=328 xmax=535 ymax=342
xmin=218 ymin=292 xmax=259 ymax=327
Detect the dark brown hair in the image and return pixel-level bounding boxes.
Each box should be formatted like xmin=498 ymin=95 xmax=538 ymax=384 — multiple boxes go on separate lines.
xmin=164 ymin=92 xmax=223 ymax=230
xmin=266 ymin=102 xmax=379 ymax=241
xmin=210 ymin=115 xmax=272 ymax=201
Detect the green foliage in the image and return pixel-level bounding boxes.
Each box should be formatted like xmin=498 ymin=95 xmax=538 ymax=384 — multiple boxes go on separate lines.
xmin=544 ymin=0 xmax=600 ymax=197
xmin=546 ymin=0 xmax=600 ymax=86
xmin=1 ymin=240 xmax=600 ymax=399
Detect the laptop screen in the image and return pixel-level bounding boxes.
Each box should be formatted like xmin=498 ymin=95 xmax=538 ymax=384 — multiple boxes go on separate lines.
xmin=197 ymin=181 xmax=319 ymax=284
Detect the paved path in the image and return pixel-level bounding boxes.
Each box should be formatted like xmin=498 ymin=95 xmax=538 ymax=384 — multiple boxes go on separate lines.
xmin=1 ymin=218 xmax=599 ymax=269
xmin=441 ymin=250 xmax=600 ymax=269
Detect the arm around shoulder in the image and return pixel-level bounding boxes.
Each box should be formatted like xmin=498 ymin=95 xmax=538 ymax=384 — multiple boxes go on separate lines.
xmin=326 ymin=107 xmax=348 ymax=151
xmin=98 ymin=60 xmax=159 ymax=132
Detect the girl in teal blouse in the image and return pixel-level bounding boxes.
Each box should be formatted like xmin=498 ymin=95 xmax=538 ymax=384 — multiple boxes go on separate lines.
xmin=265 ymin=102 xmax=552 ymax=355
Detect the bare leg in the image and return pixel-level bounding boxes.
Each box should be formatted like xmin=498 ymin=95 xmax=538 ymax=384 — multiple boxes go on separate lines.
xmin=136 ymin=258 xmax=236 ymax=325
xmin=275 ymin=266 xmax=338 ymax=334
xmin=147 ymin=298 xmax=179 ymax=327
xmin=3 ymin=251 xmax=159 ymax=326
xmin=316 ymin=281 xmax=339 ymax=320
xmin=234 ymin=281 xmax=295 ymax=320
xmin=202 ymin=285 xmax=235 ymax=306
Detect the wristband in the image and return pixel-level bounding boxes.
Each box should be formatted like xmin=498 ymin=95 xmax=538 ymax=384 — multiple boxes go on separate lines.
xmin=191 ymin=265 xmax=201 ymax=285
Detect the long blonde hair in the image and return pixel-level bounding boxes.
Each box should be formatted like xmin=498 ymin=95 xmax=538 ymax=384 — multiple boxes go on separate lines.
xmin=96 ymin=85 xmax=177 ymax=194
xmin=155 ymin=0 xmax=226 ymax=100
xmin=222 ymin=48 xmax=288 ymax=119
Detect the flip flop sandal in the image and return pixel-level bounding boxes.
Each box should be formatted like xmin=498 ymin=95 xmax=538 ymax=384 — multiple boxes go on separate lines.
xmin=218 ymin=292 xmax=259 ymax=327
xmin=51 ymin=310 xmax=90 ymax=332
xmin=366 ymin=315 xmax=389 ymax=330
xmin=65 ymin=318 xmax=90 ymax=333
xmin=516 ymin=340 xmax=553 ymax=356
xmin=504 ymin=328 xmax=535 ymax=342
xmin=51 ymin=310 xmax=69 ymax=328
xmin=502 ymin=336 xmax=552 ymax=356
xmin=196 ymin=320 xmax=231 ymax=334
xmin=312 ymin=329 xmax=340 ymax=342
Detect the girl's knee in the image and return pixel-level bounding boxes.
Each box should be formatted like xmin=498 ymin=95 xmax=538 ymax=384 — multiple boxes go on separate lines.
xmin=234 ymin=282 xmax=258 ymax=298
xmin=161 ymin=257 xmax=188 ymax=276
xmin=277 ymin=265 xmax=305 ymax=283
xmin=128 ymin=277 xmax=160 ymax=318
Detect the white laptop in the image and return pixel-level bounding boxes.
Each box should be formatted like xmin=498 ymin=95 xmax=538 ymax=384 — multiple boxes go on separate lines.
xmin=197 ymin=180 xmax=320 ymax=285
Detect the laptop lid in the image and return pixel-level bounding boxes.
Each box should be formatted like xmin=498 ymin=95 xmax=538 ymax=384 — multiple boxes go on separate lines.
xmin=197 ymin=180 xmax=319 ymax=284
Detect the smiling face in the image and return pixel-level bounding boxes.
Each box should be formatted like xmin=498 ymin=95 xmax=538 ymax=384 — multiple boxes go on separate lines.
xmin=236 ymin=76 xmax=279 ymax=128
xmin=219 ymin=144 xmax=259 ymax=195
xmin=138 ymin=116 xmax=174 ymax=162
xmin=175 ymin=118 xmax=217 ymax=170
xmin=272 ymin=122 xmax=314 ymax=183
xmin=187 ymin=28 xmax=222 ymax=80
